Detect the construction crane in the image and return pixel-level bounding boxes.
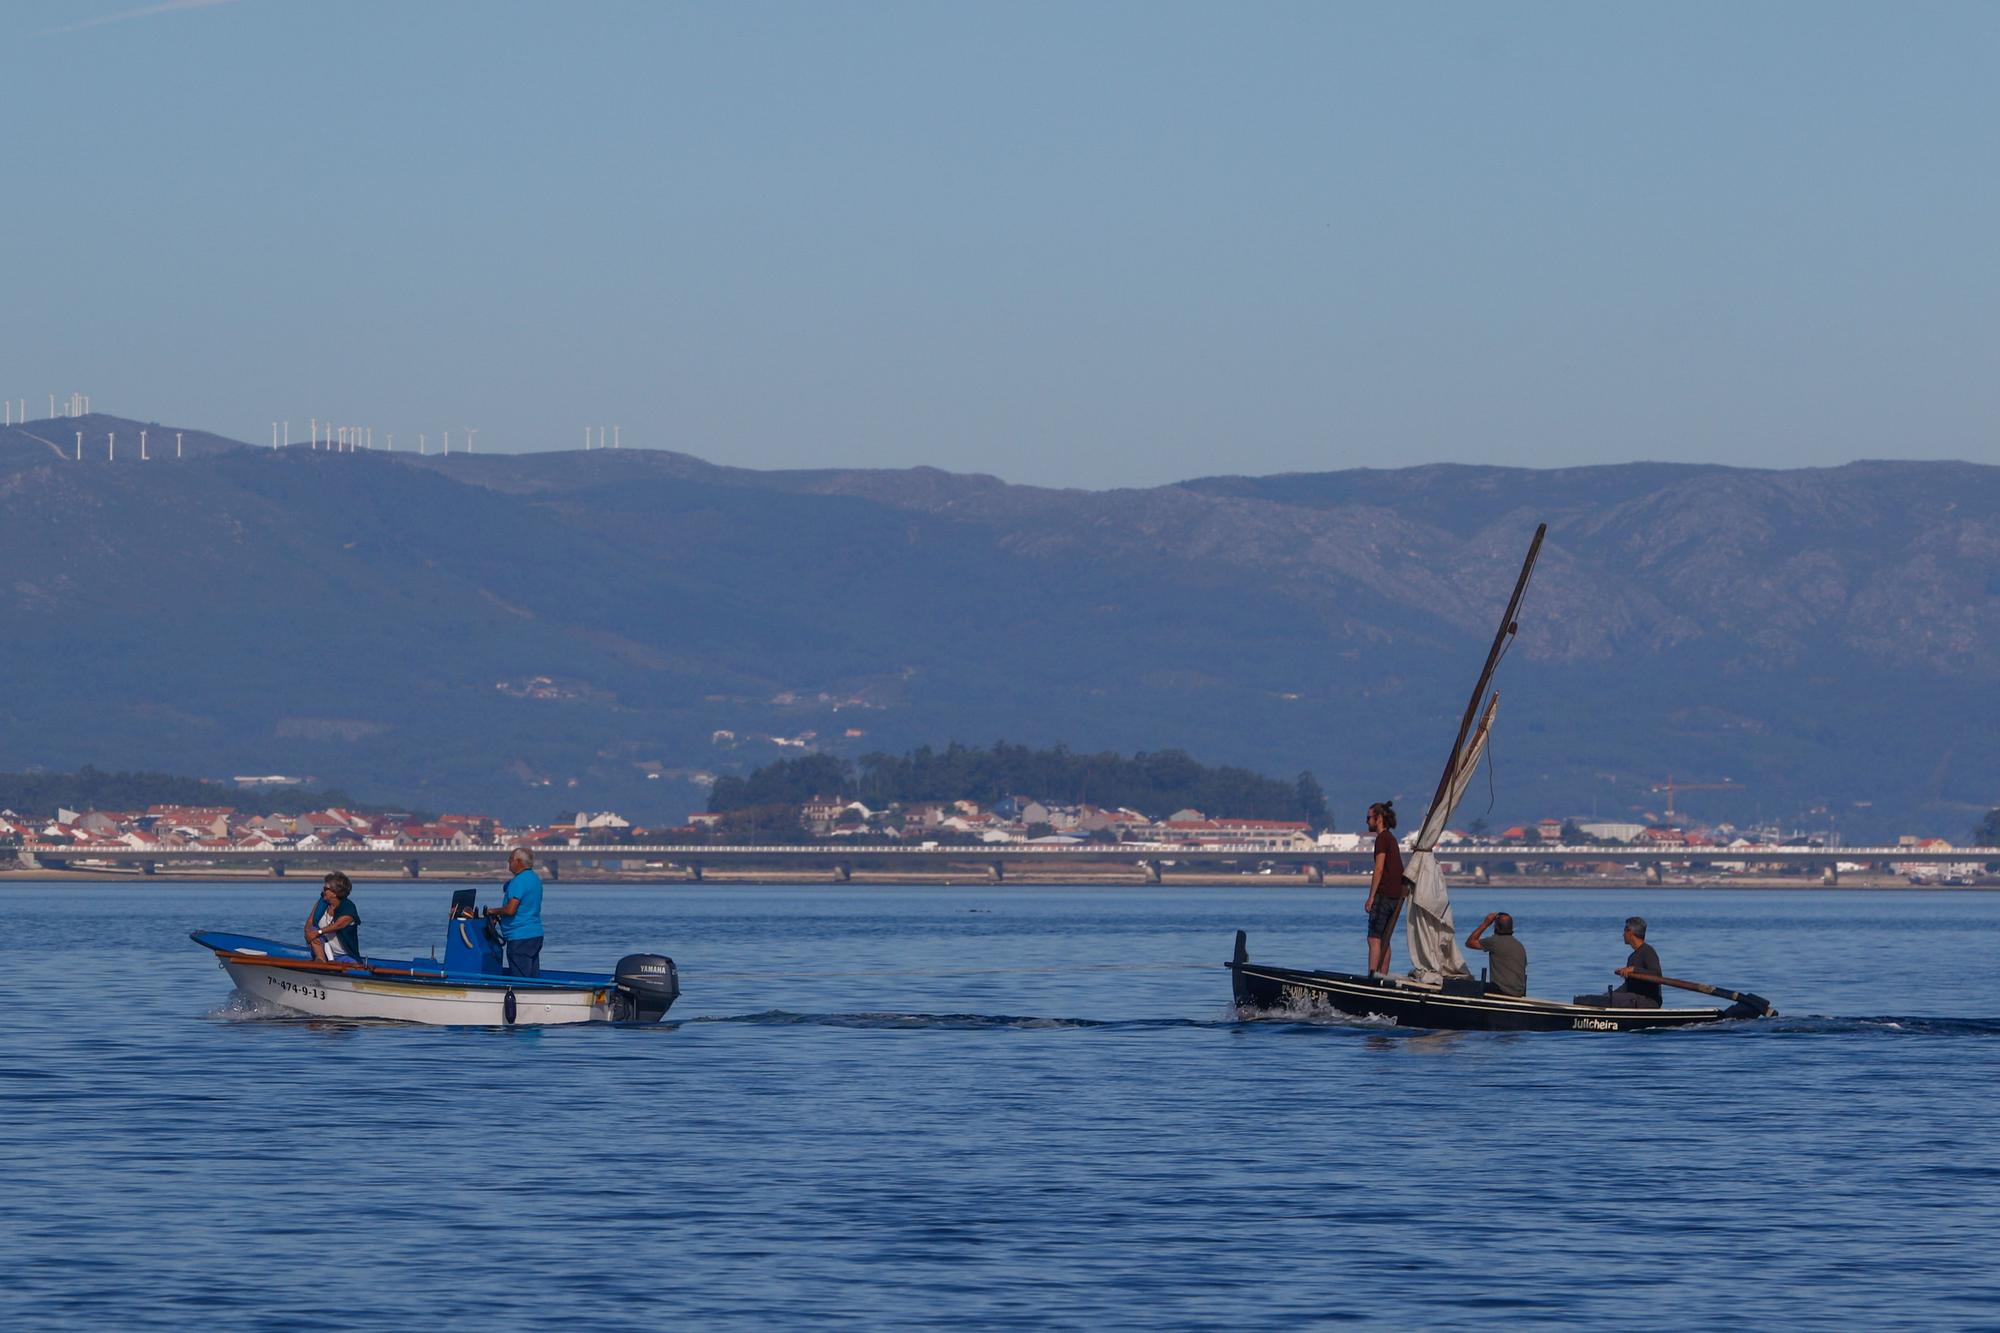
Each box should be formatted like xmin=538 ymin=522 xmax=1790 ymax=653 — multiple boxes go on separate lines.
xmin=1648 ymin=775 xmax=1744 ymax=821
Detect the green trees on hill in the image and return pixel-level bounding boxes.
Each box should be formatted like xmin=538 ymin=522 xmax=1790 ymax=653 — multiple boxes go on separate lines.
xmin=704 ymin=803 xmax=821 ymax=845
xmin=0 ymin=766 xmax=400 ymax=818
xmin=707 ymin=742 xmax=1331 ymax=828
xmin=703 ymin=755 xmax=851 ymax=818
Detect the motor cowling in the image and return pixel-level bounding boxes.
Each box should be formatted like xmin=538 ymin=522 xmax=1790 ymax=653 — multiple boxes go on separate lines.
xmin=612 ymin=954 xmax=679 ymax=1022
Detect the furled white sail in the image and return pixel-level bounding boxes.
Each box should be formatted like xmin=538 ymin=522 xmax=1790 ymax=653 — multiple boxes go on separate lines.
xmin=1403 ymin=693 xmax=1499 ymax=982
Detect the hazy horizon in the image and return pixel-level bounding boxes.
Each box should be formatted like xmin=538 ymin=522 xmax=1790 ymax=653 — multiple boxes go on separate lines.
xmin=15 ymin=406 xmax=1993 ymax=491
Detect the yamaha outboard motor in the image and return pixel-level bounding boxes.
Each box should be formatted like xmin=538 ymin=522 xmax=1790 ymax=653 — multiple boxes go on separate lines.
xmin=612 ymin=954 xmax=679 ymax=1022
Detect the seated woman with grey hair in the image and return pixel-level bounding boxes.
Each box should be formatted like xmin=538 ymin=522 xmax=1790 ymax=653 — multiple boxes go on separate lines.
xmin=305 ymin=871 xmax=361 ymax=963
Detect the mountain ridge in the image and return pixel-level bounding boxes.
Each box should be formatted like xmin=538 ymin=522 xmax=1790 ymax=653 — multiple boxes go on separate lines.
xmin=1 ymin=413 xmax=1992 ymax=836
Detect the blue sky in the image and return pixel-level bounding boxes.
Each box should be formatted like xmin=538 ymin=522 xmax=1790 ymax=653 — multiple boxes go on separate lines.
xmin=3 ymin=0 xmax=1995 ymax=486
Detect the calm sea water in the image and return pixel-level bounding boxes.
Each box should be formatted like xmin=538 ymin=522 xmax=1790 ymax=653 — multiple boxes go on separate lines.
xmin=3 ymin=881 xmax=1996 ymax=1330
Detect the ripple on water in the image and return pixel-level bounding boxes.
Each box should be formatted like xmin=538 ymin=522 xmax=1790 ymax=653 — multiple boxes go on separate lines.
xmin=4 ymin=882 xmax=2000 ymax=1330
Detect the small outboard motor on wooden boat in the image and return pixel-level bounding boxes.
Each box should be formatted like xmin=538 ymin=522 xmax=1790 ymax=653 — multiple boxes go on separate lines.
xmin=611 ymin=955 xmax=679 ymax=1022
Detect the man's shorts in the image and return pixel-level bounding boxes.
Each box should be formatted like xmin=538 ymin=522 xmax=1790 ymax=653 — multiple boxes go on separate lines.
xmin=1366 ymin=895 xmax=1402 ymax=940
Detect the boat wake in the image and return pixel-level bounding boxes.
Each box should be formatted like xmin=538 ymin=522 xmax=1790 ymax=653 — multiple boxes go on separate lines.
xmin=203 ymin=994 xmax=2000 ymax=1037
xmin=1746 ymin=1015 xmax=2000 ymax=1038
xmin=208 ymin=992 xmax=299 ymax=1022
xmin=689 ymin=1009 xmax=1235 ymax=1032
xmin=1235 ymin=995 xmax=1400 ymax=1028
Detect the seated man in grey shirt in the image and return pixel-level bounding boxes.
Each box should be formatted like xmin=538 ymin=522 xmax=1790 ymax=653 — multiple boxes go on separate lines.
xmin=1465 ymin=911 xmax=1527 ymax=997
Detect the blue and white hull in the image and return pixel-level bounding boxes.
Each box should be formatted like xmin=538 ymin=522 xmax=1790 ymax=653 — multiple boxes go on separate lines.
xmin=221 ymin=954 xmax=616 ymax=1024
xmin=192 ymin=929 xmax=679 ymax=1026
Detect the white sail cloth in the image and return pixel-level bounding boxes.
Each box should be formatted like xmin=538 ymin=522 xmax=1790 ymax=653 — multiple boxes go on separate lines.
xmin=1403 ymin=695 xmax=1499 ymax=982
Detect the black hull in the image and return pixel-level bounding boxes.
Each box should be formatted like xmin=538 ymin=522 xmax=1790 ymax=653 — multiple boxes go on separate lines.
xmin=1228 ymin=933 xmax=1769 ymax=1033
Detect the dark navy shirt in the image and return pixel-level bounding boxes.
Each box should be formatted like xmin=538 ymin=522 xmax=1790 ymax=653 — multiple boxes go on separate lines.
xmin=1624 ymin=942 xmax=1662 ymax=1003
xmin=314 ymin=895 xmax=361 ymax=958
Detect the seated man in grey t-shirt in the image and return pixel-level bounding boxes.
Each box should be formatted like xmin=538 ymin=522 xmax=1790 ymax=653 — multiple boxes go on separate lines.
xmin=1465 ymin=912 xmax=1527 ymax=997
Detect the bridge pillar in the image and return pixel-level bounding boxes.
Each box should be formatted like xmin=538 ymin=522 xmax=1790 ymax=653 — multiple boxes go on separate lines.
xmin=1472 ymin=863 xmax=1489 ymax=884
xmin=1140 ymin=859 xmax=1162 ymax=884
xmin=141 ymin=860 xmax=156 ymax=877
xmin=1303 ymin=863 xmax=1324 ymax=885
xmin=687 ymin=861 xmax=703 ymax=882
xmin=834 ymin=862 xmax=852 ymax=883
xmin=1821 ymin=863 xmax=1839 ymax=887
xmin=1643 ymin=863 xmax=1661 ymax=885
xmin=271 ymin=860 xmax=287 ymax=877
xmin=404 ymin=858 xmax=422 ymax=879
xmin=987 ymin=861 xmax=1004 ymax=882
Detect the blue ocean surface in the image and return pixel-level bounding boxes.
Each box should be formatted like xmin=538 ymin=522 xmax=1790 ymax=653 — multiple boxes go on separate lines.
xmin=4 ymin=882 xmax=1997 ymax=1330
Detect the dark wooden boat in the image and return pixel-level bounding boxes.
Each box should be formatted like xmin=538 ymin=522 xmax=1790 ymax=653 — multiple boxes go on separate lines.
xmin=1231 ymin=523 xmax=1777 ymax=1033
xmin=1229 ymin=931 xmax=1774 ymax=1032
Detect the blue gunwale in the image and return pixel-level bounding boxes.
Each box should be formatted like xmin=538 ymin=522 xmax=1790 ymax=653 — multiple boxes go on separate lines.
xmin=189 ymin=930 xmax=614 ymax=992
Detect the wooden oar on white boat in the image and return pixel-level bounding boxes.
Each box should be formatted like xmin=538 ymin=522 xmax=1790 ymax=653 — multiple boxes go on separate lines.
xmin=218 ymin=949 xmax=592 ymax=992
xmin=218 ymin=951 xmax=429 ymax=978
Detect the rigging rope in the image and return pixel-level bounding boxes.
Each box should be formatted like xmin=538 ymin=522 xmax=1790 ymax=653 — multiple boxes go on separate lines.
xmin=1473 ymin=628 xmax=1515 ymax=822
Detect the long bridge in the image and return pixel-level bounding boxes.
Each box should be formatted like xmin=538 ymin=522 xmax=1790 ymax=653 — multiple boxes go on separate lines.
xmin=16 ymin=841 xmax=1997 ymax=884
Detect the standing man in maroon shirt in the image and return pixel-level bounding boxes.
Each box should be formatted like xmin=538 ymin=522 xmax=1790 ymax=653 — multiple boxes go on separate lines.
xmin=1364 ymin=801 xmax=1406 ymax=976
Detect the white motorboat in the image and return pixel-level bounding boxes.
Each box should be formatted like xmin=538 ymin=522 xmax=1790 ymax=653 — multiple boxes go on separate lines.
xmin=192 ymin=889 xmax=678 ymax=1025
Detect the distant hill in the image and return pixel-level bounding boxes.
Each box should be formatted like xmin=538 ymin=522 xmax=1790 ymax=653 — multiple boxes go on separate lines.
xmin=1 ymin=412 xmax=1993 ymax=837
xmin=0 ymin=766 xmax=404 ymax=821
xmin=0 ymin=413 xmax=246 ymax=466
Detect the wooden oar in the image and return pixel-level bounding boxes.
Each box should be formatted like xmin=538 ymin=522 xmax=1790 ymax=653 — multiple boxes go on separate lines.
xmin=217 ymin=950 xmax=592 ymax=991
xmin=218 ymin=952 xmax=431 ymax=979
xmin=1381 ymin=895 xmax=1409 ymax=953
xmin=1624 ymin=971 xmax=1772 ymax=1012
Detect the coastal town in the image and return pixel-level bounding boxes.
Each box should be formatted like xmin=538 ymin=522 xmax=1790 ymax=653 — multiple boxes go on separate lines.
xmin=4 ymin=794 xmax=1993 ymax=884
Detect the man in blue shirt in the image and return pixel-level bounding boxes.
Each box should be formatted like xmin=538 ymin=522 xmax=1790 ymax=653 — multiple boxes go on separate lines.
xmin=486 ymin=846 xmax=546 ymax=977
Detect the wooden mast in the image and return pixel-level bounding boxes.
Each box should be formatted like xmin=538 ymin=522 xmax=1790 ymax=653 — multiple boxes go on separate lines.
xmin=1420 ymin=524 xmax=1546 ymax=839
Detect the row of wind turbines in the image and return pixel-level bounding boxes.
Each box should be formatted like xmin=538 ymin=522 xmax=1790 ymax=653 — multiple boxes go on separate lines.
xmin=3 ymin=393 xmax=90 ymax=424
xmin=273 ymin=420 xmax=478 ymax=456
xmin=270 ymin=422 xmax=627 ymax=453
xmin=60 ymin=427 xmax=187 ymax=460
xmin=5 ymin=391 xmax=627 ymax=459
xmin=0 ymin=390 xmax=182 ymax=459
